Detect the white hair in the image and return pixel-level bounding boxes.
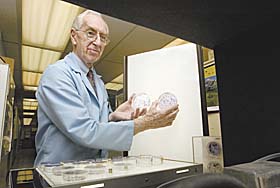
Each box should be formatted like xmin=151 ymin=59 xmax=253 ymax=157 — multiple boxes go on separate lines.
xmin=72 ymin=10 xmax=105 ymax=30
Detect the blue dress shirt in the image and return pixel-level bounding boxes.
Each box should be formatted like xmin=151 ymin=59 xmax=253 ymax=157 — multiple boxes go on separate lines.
xmin=34 ymin=52 xmax=134 ymax=166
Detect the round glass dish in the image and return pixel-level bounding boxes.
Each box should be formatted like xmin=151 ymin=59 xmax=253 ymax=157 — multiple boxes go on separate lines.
xmin=52 ymin=165 xmax=75 ymax=176
xmin=72 ymin=160 xmax=91 ymax=168
xmin=136 ymin=155 xmax=153 ymax=167
xmin=158 ymin=92 xmax=177 ymax=110
xmin=95 ymin=158 xmax=111 ymax=164
xmin=60 ymin=160 xmax=75 ymax=166
xmin=152 ymin=156 xmax=164 ymax=165
xmin=41 ymin=162 xmax=61 ymax=173
xmin=62 ymin=169 xmax=88 ymax=181
xmin=84 ymin=164 xmax=106 ymax=175
xmin=132 ymin=93 xmax=151 ymax=110
xmin=112 ymin=156 xmax=137 ymax=172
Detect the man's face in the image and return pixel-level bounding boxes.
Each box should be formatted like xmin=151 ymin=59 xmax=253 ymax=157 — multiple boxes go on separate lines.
xmin=71 ymin=14 xmax=109 ymax=68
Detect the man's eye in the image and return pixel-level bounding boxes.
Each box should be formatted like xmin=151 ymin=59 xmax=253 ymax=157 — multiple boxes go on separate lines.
xmin=87 ymin=31 xmax=96 ymax=36
xmin=100 ymin=36 xmax=107 ymax=41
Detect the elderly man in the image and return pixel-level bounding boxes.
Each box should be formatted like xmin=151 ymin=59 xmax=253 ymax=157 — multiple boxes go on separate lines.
xmin=34 ymin=10 xmax=179 ymax=166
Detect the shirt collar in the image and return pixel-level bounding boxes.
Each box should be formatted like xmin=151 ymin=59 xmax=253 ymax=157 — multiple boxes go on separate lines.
xmin=71 ymin=52 xmax=89 ymax=75
xmin=70 ymin=52 xmax=102 ymax=78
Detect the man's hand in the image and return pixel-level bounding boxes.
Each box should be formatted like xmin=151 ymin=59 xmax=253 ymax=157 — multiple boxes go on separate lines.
xmin=134 ymin=100 xmax=179 ymax=135
xmin=109 ymin=94 xmax=147 ymax=121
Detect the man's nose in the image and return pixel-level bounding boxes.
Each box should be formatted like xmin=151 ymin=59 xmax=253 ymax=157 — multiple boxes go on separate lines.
xmin=91 ymin=34 xmax=102 ymax=46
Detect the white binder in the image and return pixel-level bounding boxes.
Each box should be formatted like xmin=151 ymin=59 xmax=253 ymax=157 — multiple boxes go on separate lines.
xmin=0 ymin=60 xmax=10 ymax=160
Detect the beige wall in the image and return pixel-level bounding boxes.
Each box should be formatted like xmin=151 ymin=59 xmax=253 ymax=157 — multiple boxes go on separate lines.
xmin=208 ymin=112 xmax=221 ymax=137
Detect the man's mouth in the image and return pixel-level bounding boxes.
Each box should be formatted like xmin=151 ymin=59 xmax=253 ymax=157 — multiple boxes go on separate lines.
xmin=88 ymin=48 xmax=99 ymax=52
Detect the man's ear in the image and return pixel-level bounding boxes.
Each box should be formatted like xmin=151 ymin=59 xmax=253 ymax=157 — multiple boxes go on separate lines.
xmin=70 ymin=29 xmax=77 ymax=45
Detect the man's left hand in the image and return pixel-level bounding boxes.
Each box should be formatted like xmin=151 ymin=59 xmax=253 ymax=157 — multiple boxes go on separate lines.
xmin=109 ymin=94 xmax=147 ymax=121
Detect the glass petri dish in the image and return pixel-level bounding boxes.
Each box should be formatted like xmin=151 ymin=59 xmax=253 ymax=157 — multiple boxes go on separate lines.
xmin=112 ymin=156 xmax=137 ymax=172
xmin=62 ymin=169 xmax=88 ymax=181
xmin=95 ymin=158 xmax=111 ymax=164
xmin=41 ymin=162 xmax=61 ymax=173
xmin=158 ymin=92 xmax=177 ymax=110
xmin=72 ymin=160 xmax=91 ymax=168
xmin=60 ymin=160 xmax=75 ymax=167
xmin=132 ymin=93 xmax=151 ymax=110
xmin=52 ymin=165 xmax=75 ymax=176
xmin=137 ymin=155 xmax=153 ymax=167
xmin=84 ymin=164 xmax=106 ymax=175
xmin=152 ymin=156 xmax=164 ymax=165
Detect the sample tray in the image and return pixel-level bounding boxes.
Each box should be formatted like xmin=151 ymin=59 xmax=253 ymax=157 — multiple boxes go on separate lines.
xmin=35 ymin=158 xmax=202 ymax=188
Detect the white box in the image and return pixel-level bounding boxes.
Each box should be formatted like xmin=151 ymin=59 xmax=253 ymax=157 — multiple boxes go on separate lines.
xmin=192 ymin=136 xmax=224 ymax=173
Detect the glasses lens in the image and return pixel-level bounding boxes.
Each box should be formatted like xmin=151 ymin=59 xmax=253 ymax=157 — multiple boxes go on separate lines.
xmin=100 ymin=36 xmax=110 ymax=45
xmin=86 ymin=30 xmax=97 ymax=40
xmin=80 ymin=30 xmax=109 ymax=45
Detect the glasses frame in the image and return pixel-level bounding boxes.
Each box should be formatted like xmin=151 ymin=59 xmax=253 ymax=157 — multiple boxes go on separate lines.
xmin=75 ymin=28 xmax=110 ymax=46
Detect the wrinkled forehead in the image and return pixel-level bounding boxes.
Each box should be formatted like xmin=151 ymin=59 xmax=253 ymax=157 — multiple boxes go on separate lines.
xmin=81 ymin=14 xmax=109 ymax=35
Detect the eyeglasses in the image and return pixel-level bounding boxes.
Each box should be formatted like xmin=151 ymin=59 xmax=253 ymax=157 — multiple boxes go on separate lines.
xmin=75 ymin=29 xmax=110 ymax=45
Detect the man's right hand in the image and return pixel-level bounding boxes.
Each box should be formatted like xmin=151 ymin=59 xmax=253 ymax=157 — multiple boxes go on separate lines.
xmin=134 ymin=100 xmax=179 ymax=135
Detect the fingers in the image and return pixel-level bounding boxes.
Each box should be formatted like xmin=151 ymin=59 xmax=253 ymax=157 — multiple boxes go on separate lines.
xmin=150 ymin=100 xmax=158 ymax=109
xmin=162 ymin=104 xmax=179 ymax=114
xmin=163 ymin=109 xmax=178 ymax=123
xmin=167 ymin=109 xmax=179 ymax=119
xmin=128 ymin=93 xmax=136 ymax=104
xmin=139 ymin=108 xmax=147 ymax=116
xmin=166 ymin=109 xmax=179 ymax=123
xmin=133 ymin=108 xmax=140 ymax=118
xmin=159 ymin=109 xmax=178 ymax=125
xmin=153 ymin=109 xmax=179 ymax=128
xmin=133 ymin=98 xmax=179 ymax=133
xmin=130 ymin=111 xmax=134 ymax=119
xmin=132 ymin=108 xmax=147 ymax=119
xmin=148 ymin=100 xmax=159 ymax=113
